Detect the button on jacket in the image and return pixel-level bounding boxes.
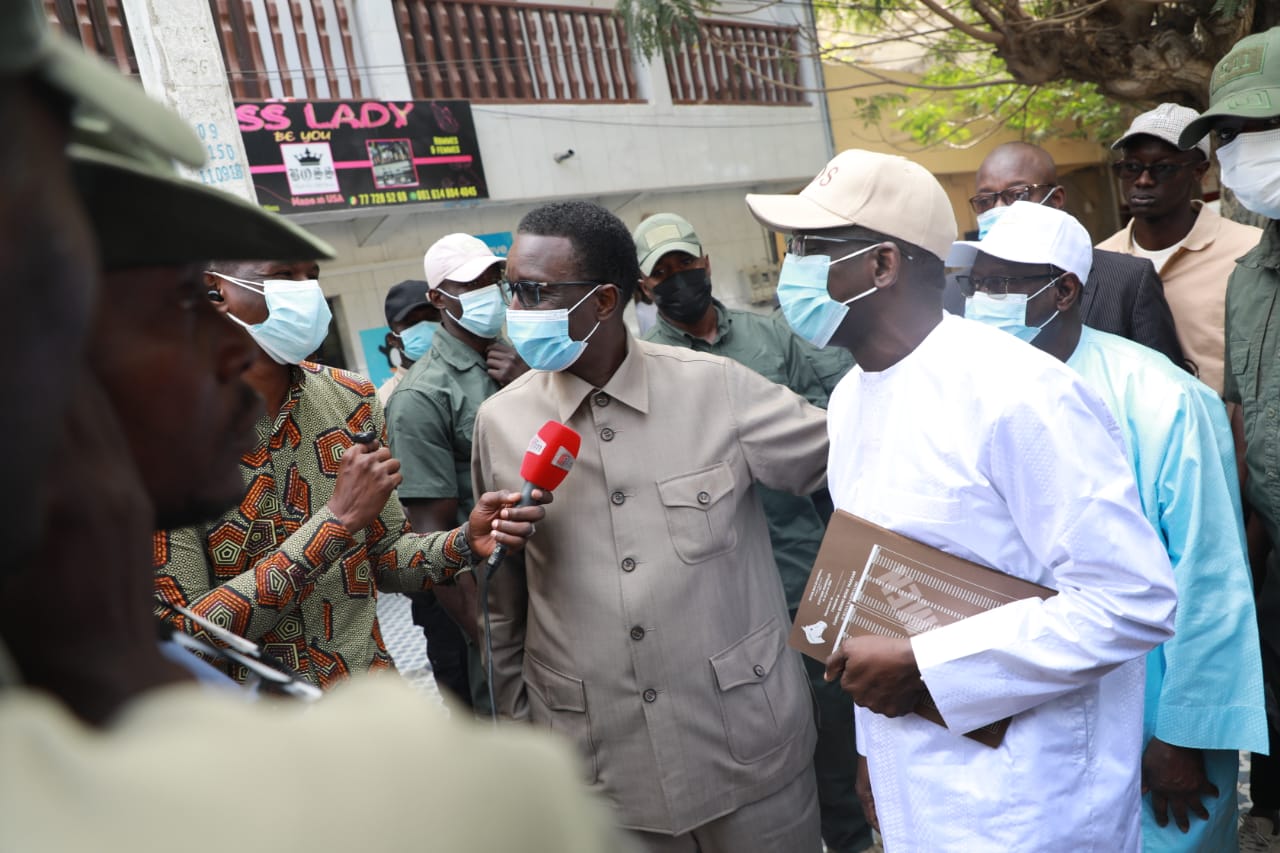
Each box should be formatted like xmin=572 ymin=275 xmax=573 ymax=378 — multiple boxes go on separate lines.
xmin=643 ymin=301 xmax=834 ymax=609
xmin=472 ymin=337 xmax=828 ymax=834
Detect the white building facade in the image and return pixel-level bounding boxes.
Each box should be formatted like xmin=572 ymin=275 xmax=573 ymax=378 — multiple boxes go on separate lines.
xmin=51 ymin=0 xmax=833 ymax=379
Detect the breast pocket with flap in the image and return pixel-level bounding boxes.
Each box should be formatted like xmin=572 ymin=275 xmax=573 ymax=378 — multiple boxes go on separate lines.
xmin=657 ymin=462 xmax=738 ymax=564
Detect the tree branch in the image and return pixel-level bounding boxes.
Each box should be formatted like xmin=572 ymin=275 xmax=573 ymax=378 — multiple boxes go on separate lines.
xmin=914 ymin=0 xmax=1005 ymax=44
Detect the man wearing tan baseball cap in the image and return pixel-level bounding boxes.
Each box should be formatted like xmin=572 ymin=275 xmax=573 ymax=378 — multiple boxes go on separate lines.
xmin=746 ymin=150 xmax=1176 ymax=852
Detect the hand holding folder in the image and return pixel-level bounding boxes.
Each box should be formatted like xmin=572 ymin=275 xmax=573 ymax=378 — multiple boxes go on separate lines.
xmin=790 ymin=511 xmax=1056 ymax=747
xmin=823 ymin=633 xmax=928 ymax=719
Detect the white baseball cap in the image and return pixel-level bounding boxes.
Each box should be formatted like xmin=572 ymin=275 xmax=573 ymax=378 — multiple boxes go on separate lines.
xmin=745 ymin=149 xmax=957 ymax=261
xmin=947 ymin=201 xmax=1093 ymax=284
xmin=1113 ymin=103 xmax=1211 ymax=159
xmin=423 ymin=233 xmax=504 ymax=290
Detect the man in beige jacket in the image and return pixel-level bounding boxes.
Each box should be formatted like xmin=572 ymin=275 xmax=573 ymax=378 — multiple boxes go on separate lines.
xmin=475 ymin=199 xmax=829 ymax=852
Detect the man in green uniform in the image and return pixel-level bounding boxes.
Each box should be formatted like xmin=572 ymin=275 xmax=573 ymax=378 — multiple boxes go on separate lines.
xmin=386 ymin=232 xmax=526 ymax=711
xmin=634 ymin=212 xmax=871 ymax=853
xmin=1180 ymin=26 xmax=1280 ymax=849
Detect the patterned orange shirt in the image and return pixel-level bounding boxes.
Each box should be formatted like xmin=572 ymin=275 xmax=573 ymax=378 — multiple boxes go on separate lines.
xmin=154 ymin=363 xmax=471 ymax=688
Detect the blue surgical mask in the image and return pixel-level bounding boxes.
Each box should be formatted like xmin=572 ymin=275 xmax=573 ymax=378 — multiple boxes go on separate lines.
xmin=438 ymin=283 xmax=506 ymax=339
xmin=506 ymin=286 xmax=601 ymax=372
xmin=213 ymin=273 xmax=332 ymax=365
xmin=397 ymin=320 xmax=437 ymax=361
xmin=964 ymin=277 xmax=1061 ymax=343
xmin=976 ymin=207 xmax=1007 ymax=240
xmin=776 ymin=245 xmax=877 ymax=348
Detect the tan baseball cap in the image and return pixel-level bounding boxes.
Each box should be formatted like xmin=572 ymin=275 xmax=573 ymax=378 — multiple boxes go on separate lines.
xmin=745 ymin=149 xmax=957 ymax=261
xmin=633 ymin=213 xmax=703 ymax=276
xmin=2 ymin=0 xmax=204 ymax=167
xmin=71 ymin=144 xmax=335 ymax=271
xmin=423 ymin=233 xmax=504 ymax=289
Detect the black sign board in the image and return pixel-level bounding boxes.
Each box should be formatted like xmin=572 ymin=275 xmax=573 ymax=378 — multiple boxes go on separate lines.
xmin=234 ymin=99 xmax=488 ymax=214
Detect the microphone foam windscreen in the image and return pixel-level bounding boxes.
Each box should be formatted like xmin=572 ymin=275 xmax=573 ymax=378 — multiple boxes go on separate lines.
xmin=520 ymin=420 xmax=582 ymax=491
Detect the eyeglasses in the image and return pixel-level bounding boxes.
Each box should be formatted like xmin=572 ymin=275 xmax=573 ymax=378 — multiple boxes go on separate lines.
xmin=968 ymin=184 xmax=1059 ymax=214
xmin=955 ymin=270 xmax=1061 ymax=298
xmin=502 ymin=278 xmax=606 ymax=308
xmin=786 ymin=234 xmax=916 ymax=261
xmin=786 ymin=234 xmax=876 ymax=256
xmin=1110 ymin=160 xmax=1198 ymax=181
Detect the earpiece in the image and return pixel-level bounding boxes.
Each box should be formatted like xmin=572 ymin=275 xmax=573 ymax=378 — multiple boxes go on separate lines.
xmin=207 ymin=290 xmax=225 ymax=303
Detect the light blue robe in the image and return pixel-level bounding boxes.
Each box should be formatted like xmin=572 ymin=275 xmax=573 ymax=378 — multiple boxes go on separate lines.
xmin=1068 ymin=327 xmax=1268 ymax=853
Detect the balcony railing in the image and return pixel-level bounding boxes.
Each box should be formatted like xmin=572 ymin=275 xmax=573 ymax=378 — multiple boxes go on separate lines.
xmin=209 ymin=0 xmax=364 ymax=100
xmin=665 ymin=19 xmax=806 ymax=106
xmin=395 ymin=0 xmax=641 ymax=103
xmin=45 ymin=0 xmax=138 ymax=76
xmin=47 ymin=1 xmax=807 ymax=109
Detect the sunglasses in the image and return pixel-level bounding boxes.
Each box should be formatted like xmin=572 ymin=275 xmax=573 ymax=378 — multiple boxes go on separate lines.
xmin=502 ymin=278 xmax=606 ymax=308
xmin=1109 ymin=160 xmax=1198 ymax=181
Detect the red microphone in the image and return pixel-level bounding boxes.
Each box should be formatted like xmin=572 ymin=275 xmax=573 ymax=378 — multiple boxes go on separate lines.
xmin=520 ymin=420 xmax=581 ymax=494
xmin=485 ymin=420 xmax=580 ymax=572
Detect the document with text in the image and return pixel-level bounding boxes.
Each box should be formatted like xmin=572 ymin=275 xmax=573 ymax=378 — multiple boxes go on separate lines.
xmin=789 ymin=511 xmax=1056 ymax=747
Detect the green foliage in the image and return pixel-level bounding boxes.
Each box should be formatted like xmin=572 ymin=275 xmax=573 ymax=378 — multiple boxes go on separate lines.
xmin=616 ymin=0 xmax=712 ymax=57
xmin=861 ymin=59 xmax=1127 ymax=148
xmin=826 ymin=7 xmax=1125 ymax=148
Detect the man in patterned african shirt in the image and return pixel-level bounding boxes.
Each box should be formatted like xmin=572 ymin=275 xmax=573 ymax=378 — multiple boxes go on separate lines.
xmin=155 ymin=258 xmax=539 ymax=688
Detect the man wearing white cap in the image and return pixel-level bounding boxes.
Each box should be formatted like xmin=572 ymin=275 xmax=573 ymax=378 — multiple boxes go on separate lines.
xmin=957 ymin=200 xmax=1266 ymax=853
xmin=1098 ymin=103 xmax=1262 ymax=395
xmin=745 ymin=149 xmax=1176 ymax=851
xmin=385 ymin=233 xmax=525 ymax=712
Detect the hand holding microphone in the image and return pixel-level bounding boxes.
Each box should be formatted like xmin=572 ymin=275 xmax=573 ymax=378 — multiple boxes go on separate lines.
xmin=467 ymin=420 xmax=581 ymax=573
xmin=478 ymin=420 xmax=580 ymax=722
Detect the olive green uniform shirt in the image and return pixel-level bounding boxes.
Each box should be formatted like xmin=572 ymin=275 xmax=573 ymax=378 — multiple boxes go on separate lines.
xmin=386 ymin=330 xmax=501 ymax=526
xmin=1223 ymin=219 xmax=1280 ymax=653
xmin=644 ymin=302 xmax=833 ymax=608
xmin=769 ymin=308 xmax=856 ymax=398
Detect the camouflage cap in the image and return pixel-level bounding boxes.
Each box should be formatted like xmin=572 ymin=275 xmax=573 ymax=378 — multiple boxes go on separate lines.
xmin=1 ymin=0 xmax=204 ymax=166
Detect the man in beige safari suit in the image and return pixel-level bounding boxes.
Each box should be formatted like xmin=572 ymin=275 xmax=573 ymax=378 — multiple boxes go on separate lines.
xmin=474 ymin=199 xmax=830 ymax=852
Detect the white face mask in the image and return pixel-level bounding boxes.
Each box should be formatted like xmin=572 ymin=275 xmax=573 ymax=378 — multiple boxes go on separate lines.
xmin=1217 ymin=128 xmax=1280 ymax=220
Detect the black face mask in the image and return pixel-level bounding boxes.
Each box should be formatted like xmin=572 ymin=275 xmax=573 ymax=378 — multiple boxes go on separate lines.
xmin=653 ymin=267 xmax=713 ymax=324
